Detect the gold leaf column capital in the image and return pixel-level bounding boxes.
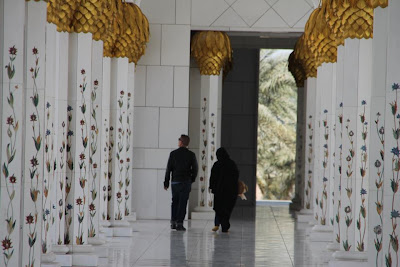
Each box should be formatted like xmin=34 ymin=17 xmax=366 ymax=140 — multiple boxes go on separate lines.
xmin=191 ymin=31 xmax=233 ymax=76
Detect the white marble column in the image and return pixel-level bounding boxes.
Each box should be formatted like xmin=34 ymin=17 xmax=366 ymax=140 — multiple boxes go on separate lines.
xmin=367 ymin=5 xmax=388 ymax=267
xmin=0 ymin=1 xmax=25 ymax=266
xmin=297 ymin=78 xmax=317 ymax=223
xmin=42 ymin=13 xmax=58 ymax=266
xmin=107 ymin=58 xmax=132 ymax=236
xmin=21 ymin=2 xmax=46 ymax=267
xmin=52 ymin=31 xmax=71 ymax=263
xmin=332 ymin=45 xmax=345 ymax=251
xmin=309 ymin=64 xmax=336 ymax=250
xmin=65 ymin=32 xmax=97 ymax=266
xmin=331 ymin=38 xmax=372 ymax=264
xmin=87 ymin=40 xmax=105 ymax=245
xmin=99 ymin=57 xmax=111 ymax=232
xmin=124 ymin=62 xmax=136 ymax=222
xmin=382 ymin=1 xmax=400 ymax=266
xmin=193 ymin=73 xmax=222 ymax=217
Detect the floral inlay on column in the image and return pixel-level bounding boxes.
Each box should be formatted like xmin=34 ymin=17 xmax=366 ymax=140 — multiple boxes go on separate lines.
xmin=200 ymin=97 xmax=207 ymax=207
xmin=57 ymin=121 xmax=67 ymax=245
xmin=102 ymin=124 xmax=109 ymax=221
xmin=357 ymin=100 xmax=368 ymax=252
xmin=2 ymin=46 xmax=19 ymax=266
xmin=343 ymin=118 xmax=355 ymax=251
xmin=305 ymin=115 xmax=313 ymax=210
xmin=65 ymin=105 xmax=74 ymax=245
xmin=336 ymin=103 xmax=343 ymax=244
xmin=321 ymin=109 xmax=329 ymax=226
xmin=107 ymin=126 xmax=114 ymax=220
xmin=125 ymin=92 xmax=132 ymax=217
xmin=43 ymin=101 xmax=54 ymax=254
xmin=76 ymin=69 xmax=88 ymax=245
xmin=208 ymin=113 xmax=216 ymax=208
xmin=373 ymin=111 xmax=384 ymax=265
xmin=26 ymin=46 xmax=41 ymax=267
xmin=387 ymin=83 xmax=400 ymax=266
xmin=89 ymin=79 xmax=99 ymax=237
xmin=115 ymin=90 xmax=125 ymax=220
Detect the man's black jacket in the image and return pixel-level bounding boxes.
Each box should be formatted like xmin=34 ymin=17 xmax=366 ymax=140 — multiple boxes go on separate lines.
xmin=164 ymin=147 xmax=198 ymax=188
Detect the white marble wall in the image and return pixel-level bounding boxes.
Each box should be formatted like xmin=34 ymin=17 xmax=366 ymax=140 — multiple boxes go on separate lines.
xmin=134 ymin=1 xmax=191 ymax=219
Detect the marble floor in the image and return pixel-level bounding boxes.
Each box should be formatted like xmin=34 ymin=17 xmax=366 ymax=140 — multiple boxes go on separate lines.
xmin=100 ymin=203 xmax=325 ymax=267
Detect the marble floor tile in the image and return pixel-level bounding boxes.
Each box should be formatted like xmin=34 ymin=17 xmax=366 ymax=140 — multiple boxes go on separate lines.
xmin=98 ymin=204 xmax=321 ymax=267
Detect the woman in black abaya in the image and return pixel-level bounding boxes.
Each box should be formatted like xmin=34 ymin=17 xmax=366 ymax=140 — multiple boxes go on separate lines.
xmin=209 ymin=147 xmax=239 ymax=232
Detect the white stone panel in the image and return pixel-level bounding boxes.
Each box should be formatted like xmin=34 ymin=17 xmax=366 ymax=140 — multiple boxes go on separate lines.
xmin=293 ymin=9 xmax=312 ymax=29
xmin=146 ymin=66 xmax=173 ymax=107
xmin=156 ymin=170 xmax=171 ymax=219
xmin=252 ymin=8 xmax=288 ymax=28
xmin=140 ymin=0 xmax=175 ymax=24
xmin=137 ymin=24 xmax=161 ymax=66
xmin=134 ymin=65 xmax=146 ymax=106
xmin=132 ymin=107 xmax=159 ymax=148
xmin=232 ymin=0 xmax=270 ymax=27
xmin=132 ymin=148 xmax=172 ymax=169
xmin=189 ymin=108 xmax=200 ymax=149
xmin=191 ymin=0 xmax=229 ymax=26
xmin=212 ymin=8 xmax=248 ymax=27
xmin=265 ymin=0 xmax=279 ymax=6
xmin=225 ymin=0 xmax=238 ymax=5
xmin=132 ymin=169 xmax=158 ymax=219
xmin=272 ymin=0 xmax=311 ymax=27
xmin=174 ymin=67 xmax=189 ymax=108
xmin=176 ymin=0 xmax=191 ymax=25
xmin=161 ymin=25 xmax=190 ymax=67
xmin=159 ymin=108 xmax=189 ymax=148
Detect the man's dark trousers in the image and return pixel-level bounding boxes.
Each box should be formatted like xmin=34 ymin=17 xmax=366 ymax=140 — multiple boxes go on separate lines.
xmin=171 ymin=182 xmax=191 ymax=226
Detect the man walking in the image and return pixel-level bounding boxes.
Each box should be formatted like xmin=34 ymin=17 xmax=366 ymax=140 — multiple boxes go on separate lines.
xmin=164 ymin=134 xmax=198 ymax=231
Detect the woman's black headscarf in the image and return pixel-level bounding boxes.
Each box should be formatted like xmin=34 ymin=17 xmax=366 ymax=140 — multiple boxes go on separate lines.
xmin=216 ymin=147 xmax=230 ymax=161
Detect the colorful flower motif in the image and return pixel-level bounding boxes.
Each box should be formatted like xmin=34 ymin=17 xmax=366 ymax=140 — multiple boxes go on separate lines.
xmin=46 ymin=129 xmax=51 ymax=136
xmin=361 ymin=145 xmax=367 ymax=152
xmin=391 ymin=147 xmax=400 ymax=157
xmin=76 ymin=198 xmax=83 ymax=206
xmin=2 ymin=237 xmax=13 ymax=250
xmin=80 ymin=119 xmax=85 ymax=125
xmin=67 ymin=105 xmax=73 ymax=111
xmin=379 ymin=127 xmax=384 ymax=135
xmin=116 ymin=192 xmax=122 ymax=199
xmin=360 ymin=189 xmax=367 ymax=195
xmin=32 ymin=47 xmax=38 ymax=55
xmin=9 ymin=175 xmax=16 ymax=184
xmin=361 ymin=100 xmax=366 ymax=105
xmin=6 ymin=116 xmax=13 ymax=125
xmin=323 ymin=177 xmax=328 ymax=182
xmin=345 ymin=206 xmax=351 ymax=213
xmin=391 ymin=210 xmax=400 ymax=218
xmin=30 ymin=157 xmax=38 ymax=167
xmin=81 ymin=69 xmax=85 ymax=75
xmin=375 ymin=160 xmax=381 ymax=168
xmin=9 ymin=46 xmax=17 ymax=55
xmin=94 ymin=80 xmax=98 ymax=86
xmin=26 ymin=214 xmax=34 ymax=224
xmin=79 ymin=153 xmax=85 ymax=160
xmin=67 ymin=204 xmax=73 ymax=210
xmin=392 ymin=83 xmax=400 ymax=90
xmin=324 ymin=109 xmax=328 ymax=113
xmin=89 ymin=204 xmax=95 ymax=211
xmin=374 ymin=225 xmax=382 ymax=235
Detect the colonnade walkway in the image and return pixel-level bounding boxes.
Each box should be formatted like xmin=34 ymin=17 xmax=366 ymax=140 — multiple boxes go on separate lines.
xmin=100 ymin=203 xmax=324 ymax=267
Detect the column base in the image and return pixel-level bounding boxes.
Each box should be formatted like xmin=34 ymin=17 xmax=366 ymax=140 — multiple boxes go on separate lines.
xmin=41 ymin=252 xmax=61 ymax=267
xmin=54 ymin=254 xmax=72 ymax=267
xmin=110 ymin=220 xmax=133 ymax=237
xmin=192 ymin=206 xmax=214 ymax=220
xmin=296 ymin=209 xmax=314 ymax=223
xmin=329 ymin=251 xmax=368 ymax=267
xmin=68 ymin=245 xmax=99 ymax=266
xmin=53 ymin=245 xmax=71 ymax=267
xmin=88 ymin=237 xmax=106 ymax=246
xmin=309 ymin=225 xmax=333 ymax=242
xmin=125 ymin=212 xmax=136 ymax=222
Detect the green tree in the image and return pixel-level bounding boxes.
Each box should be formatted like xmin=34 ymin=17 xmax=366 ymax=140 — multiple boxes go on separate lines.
xmin=257 ymin=49 xmax=297 ymax=200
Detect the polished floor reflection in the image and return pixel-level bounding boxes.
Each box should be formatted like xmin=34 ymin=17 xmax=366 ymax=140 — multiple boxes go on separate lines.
xmin=100 ymin=204 xmax=324 ymax=267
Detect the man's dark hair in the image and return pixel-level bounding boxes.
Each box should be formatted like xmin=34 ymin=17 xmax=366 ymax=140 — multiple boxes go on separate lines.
xmin=179 ymin=134 xmax=190 ymax=146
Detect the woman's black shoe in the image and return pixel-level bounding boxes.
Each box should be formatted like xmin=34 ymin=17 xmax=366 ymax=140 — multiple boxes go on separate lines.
xmin=176 ymin=225 xmax=186 ymax=231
